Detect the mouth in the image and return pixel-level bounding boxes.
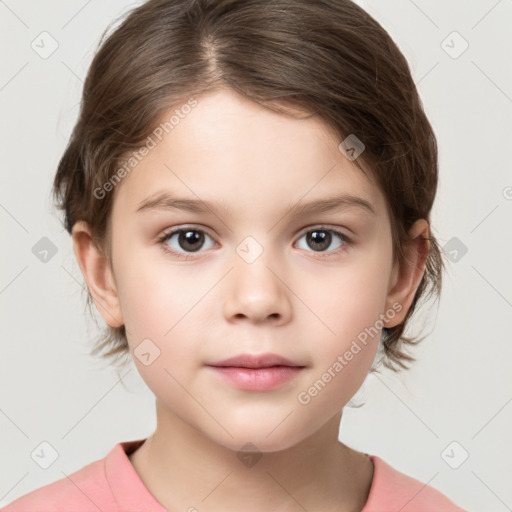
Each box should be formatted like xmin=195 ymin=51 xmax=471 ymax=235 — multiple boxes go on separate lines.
xmin=206 ymin=353 xmax=306 ymax=391
xmin=207 ymin=352 xmax=306 ymax=369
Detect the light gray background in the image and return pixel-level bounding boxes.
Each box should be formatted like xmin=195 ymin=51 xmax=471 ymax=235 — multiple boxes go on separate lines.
xmin=1 ymin=1 xmax=511 ymax=511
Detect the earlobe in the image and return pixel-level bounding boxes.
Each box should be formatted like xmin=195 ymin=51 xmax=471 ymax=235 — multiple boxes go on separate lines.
xmin=71 ymin=221 xmax=124 ymax=328
xmin=384 ymin=219 xmax=430 ymax=328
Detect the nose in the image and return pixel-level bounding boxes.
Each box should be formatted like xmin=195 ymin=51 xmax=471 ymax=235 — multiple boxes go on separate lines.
xmin=222 ymin=251 xmax=293 ymax=325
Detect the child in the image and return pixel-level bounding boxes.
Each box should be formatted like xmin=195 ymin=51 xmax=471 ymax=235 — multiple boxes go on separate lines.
xmin=2 ymin=0 xmax=468 ymax=510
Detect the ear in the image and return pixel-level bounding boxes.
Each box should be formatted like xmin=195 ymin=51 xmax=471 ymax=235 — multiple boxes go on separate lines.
xmin=384 ymin=219 xmax=430 ymax=328
xmin=71 ymin=221 xmax=124 ymax=328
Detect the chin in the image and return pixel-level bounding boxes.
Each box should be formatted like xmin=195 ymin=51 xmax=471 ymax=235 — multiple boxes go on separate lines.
xmin=204 ymin=423 xmax=306 ymax=455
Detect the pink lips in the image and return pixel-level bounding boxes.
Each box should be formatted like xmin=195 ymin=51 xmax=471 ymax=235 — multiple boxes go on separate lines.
xmin=206 ymin=353 xmax=305 ymax=391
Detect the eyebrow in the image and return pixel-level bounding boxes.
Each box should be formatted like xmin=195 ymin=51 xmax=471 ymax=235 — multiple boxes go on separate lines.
xmin=136 ymin=191 xmax=376 ymax=217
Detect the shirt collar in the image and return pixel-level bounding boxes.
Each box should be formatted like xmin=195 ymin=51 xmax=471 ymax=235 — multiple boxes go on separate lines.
xmin=105 ymin=438 xmax=167 ymax=512
xmin=105 ymin=439 xmax=383 ymax=512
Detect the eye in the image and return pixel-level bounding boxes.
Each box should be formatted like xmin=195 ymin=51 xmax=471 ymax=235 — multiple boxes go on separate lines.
xmin=295 ymin=227 xmax=352 ymax=257
xmin=157 ymin=225 xmax=352 ymax=260
xmin=158 ymin=226 xmax=216 ymax=259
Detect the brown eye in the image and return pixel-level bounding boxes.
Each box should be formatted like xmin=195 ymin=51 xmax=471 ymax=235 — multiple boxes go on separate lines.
xmin=159 ymin=227 xmax=215 ymax=256
xmin=296 ymin=227 xmax=350 ymax=255
xmin=306 ymin=230 xmax=332 ymax=251
xmin=176 ymin=229 xmax=205 ymax=252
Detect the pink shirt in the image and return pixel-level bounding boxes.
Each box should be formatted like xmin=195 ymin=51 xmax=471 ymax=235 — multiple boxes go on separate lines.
xmin=1 ymin=439 xmax=467 ymax=511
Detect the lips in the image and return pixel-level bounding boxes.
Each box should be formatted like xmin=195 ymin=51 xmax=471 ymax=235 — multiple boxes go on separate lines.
xmin=207 ymin=352 xmax=305 ymax=369
xmin=206 ymin=353 xmax=306 ymax=391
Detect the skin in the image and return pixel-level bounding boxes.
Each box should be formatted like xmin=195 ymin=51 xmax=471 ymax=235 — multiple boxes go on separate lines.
xmin=72 ymin=88 xmax=429 ymax=512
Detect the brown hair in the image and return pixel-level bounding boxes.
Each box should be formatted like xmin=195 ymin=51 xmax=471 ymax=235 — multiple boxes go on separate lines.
xmin=53 ymin=0 xmax=444 ymax=373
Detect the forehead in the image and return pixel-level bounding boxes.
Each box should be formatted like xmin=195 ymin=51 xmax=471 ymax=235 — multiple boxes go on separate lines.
xmin=111 ymin=88 xmax=385 ymax=221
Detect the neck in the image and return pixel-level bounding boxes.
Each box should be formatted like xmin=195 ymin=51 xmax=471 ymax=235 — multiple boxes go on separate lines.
xmin=129 ymin=400 xmax=373 ymax=512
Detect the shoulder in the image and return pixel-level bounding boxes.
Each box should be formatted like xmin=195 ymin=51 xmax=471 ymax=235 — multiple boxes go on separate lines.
xmin=0 ymin=456 xmax=115 ymax=512
xmin=363 ymin=455 xmax=468 ymax=512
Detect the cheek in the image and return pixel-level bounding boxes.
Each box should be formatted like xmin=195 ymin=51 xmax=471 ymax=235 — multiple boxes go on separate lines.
xmin=297 ymin=252 xmax=391 ymax=392
xmin=114 ymin=245 xmax=227 ymax=364
xmin=307 ymin=256 xmax=391 ymax=342
xmin=115 ymin=245 xmax=199 ymax=335
xmin=116 ymin=260 xmax=202 ymax=400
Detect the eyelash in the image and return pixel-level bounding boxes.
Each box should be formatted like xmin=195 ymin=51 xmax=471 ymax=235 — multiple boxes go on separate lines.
xmin=157 ymin=225 xmax=353 ymax=260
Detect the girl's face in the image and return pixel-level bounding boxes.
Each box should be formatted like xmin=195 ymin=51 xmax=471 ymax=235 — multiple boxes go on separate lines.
xmin=104 ymin=88 xmax=401 ymax=451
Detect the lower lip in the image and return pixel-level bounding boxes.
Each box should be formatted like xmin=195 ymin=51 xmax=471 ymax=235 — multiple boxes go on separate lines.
xmin=207 ymin=365 xmax=304 ymax=391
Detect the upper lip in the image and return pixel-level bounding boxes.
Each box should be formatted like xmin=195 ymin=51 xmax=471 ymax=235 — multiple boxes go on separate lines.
xmin=207 ymin=353 xmax=305 ymax=369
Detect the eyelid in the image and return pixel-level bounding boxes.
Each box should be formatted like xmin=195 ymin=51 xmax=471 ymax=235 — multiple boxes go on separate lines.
xmin=157 ymin=224 xmax=218 ymax=245
xmin=295 ymin=224 xmax=352 ymax=241
xmin=157 ymin=223 xmax=354 ymax=260
xmin=158 ymin=223 xmax=353 ymax=242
